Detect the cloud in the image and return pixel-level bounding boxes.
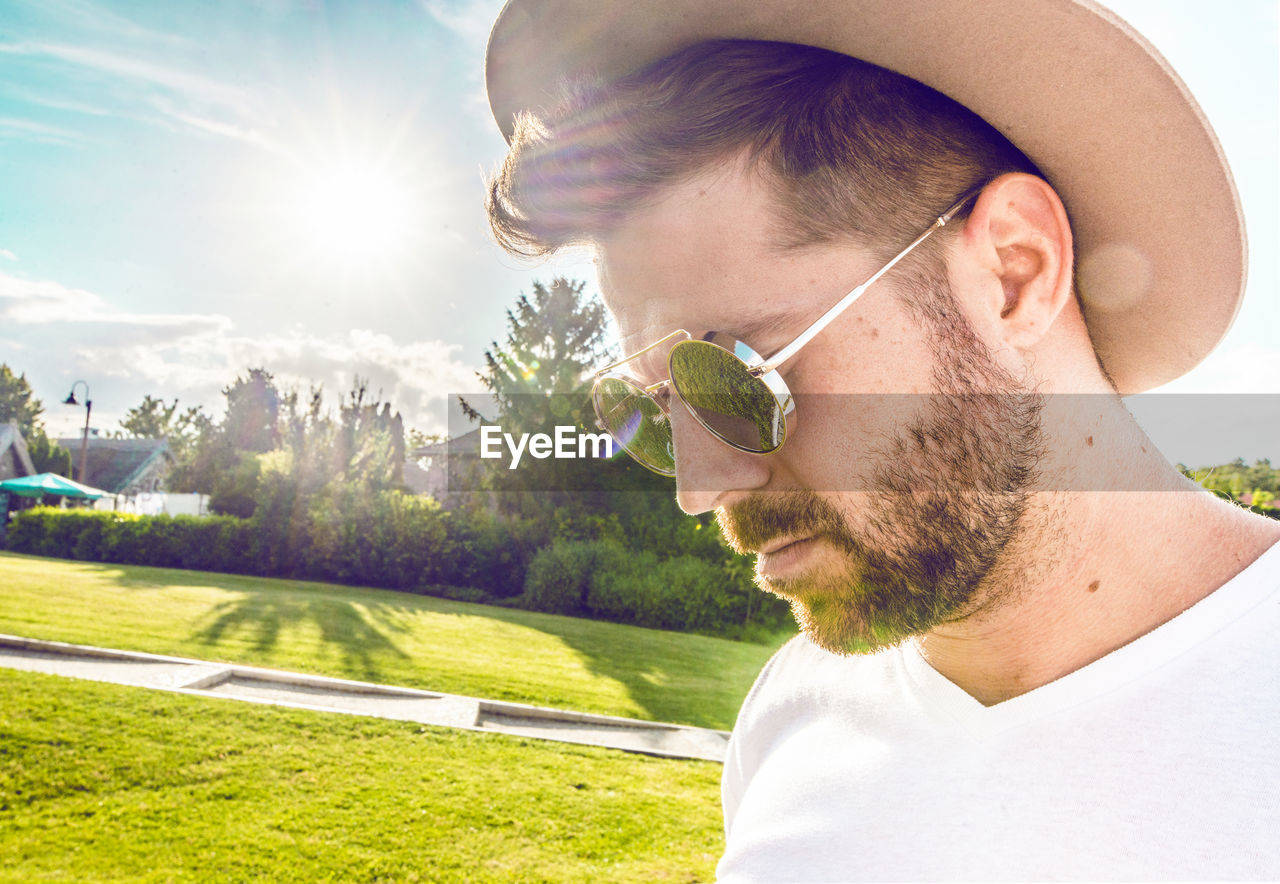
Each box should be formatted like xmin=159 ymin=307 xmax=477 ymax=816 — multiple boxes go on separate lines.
xmin=418 ymin=0 xmax=504 ymax=119
xmin=0 ymin=114 xmax=88 ymax=148
xmin=0 ymin=270 xmax=229 ymax=334
xmin=0 ymin=272 xmax=109 ymax=322
xmin=0 ymin=269 xmax=477 ymax=433
xmin=0 ymin=42 xmax=256 ymax=118
xmin=0 ymin=39 xmax=277 ymax=151
xmin=419 ymin=0 xmax=501 ymax=47
xmin=28 ymin=0 xmax=193 ymax=49
xmin=0 ymin=250 xmax=16 ymax=261
xmin=0 ymin=85 xmax=114 ymax=119
xmin=151 ymin=98 xmax=284 ymax=154
xmin=68 ymin=326 xmax=481 ymax=435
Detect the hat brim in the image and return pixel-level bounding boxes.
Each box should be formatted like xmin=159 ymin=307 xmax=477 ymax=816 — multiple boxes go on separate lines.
xmin=485 ymin=0 xmax=1245 ymax=395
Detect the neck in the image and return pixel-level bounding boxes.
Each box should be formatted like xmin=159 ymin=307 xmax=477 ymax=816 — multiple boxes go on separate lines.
xmin=916 ymin=395 xmax=1280 ymax=706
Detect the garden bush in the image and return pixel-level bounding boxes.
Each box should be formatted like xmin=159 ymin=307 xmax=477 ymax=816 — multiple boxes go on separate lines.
xmin=521 ymin=538 xmax=790 ymax=638
xmin=5 ymin=508 xmax=258 ymax=572
xmin=522 ymin=539 xmax=633 ymax=615
xmin=7 ymin=497 xmax=790 ymax=640
xmin=587 ymin=552 xmax=781 ymax=635
xmin=439 ymin=507 xmax=545 ymax=597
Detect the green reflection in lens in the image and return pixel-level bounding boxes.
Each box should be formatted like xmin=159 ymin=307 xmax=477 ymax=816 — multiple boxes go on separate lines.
xmin=594 ymin=377 xmax=675 ymax=475
xmin=669 ymin=341 xmax=783 ymax=452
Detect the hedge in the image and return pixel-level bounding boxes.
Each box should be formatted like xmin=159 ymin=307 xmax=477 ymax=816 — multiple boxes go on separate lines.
xmin=6 ymin=502 xmax=788 ymax=638
xmin=523 ymin=538 xmax=790 ymax=638
xmin=4 ymin=494 xmax=458 ymax=592
xmin=7 ymin=509 xmax=254 ymax=573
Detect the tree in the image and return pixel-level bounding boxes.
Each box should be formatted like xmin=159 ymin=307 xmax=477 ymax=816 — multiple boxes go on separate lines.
xmin=275 ymin=378 xmax=406 ymax=492
xmin=163 ymin=409 xmax=222 ymax=494
xmin=0 ymin=364 xmax=72 ymax=475
xmin=336 ymin=379 xmax=405 ymax=488
xmin=118 ymin=395 xmax=208 ymax=463
xmin=0 ymin=365 xmax=44 ymax=432
xmin=162 ymin=372 xmax=280 ymax=504
xmin=223 ymin=368 xmax=281 ymax=454
xmin=460 ymin=278 xmax=612 ymax=502
xmin=464 ymin=277 xmax=612 ymax=431
xmin=461 ymin=277 xmax=671 ymax=519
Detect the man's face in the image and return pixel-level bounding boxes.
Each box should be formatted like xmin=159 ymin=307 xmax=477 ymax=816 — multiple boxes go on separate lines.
xmin=597 ymin=161 xmax=1044 ymax=654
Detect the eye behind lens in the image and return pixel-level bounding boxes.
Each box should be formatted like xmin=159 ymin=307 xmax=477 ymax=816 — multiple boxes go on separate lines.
xmin=668 ymin=339 xmax=787 ymax=454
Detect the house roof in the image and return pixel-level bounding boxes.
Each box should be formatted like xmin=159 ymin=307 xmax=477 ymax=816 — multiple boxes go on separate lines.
xmin=0 ymin=421 xmax=37 ymax=479
xmin=411 ymin=427 xmax=482 ymax=458
xmin=56 ymin=437 xmax=174 ymax=494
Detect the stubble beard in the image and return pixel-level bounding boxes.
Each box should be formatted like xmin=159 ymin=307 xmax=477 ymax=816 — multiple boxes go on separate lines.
xmin=717 ymin=271 xmax=1045 ymax=656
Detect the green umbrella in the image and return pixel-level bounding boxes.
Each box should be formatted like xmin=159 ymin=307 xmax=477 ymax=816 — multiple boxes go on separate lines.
xmin=0 ymin=473 xmax=108 ymax=500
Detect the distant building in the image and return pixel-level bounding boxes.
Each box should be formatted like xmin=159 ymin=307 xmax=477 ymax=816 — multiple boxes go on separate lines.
xmin=56 ymin=437 xmax=174 ymax=495
xmin=1 ymin=423 xmax=38 ymax=534
xmin=0 ymin=422 xmax=36 ymax=481
xmin=407 ymin=429 xmax=485 ymax=507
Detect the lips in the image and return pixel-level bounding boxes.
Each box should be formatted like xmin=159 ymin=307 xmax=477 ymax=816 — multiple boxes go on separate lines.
xmin=757 ymin=536 xmax=812 ymax=556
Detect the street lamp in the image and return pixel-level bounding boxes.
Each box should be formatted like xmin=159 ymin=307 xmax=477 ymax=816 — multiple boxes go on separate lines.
xmin=63 ymin=381 xmax=92 ymax=485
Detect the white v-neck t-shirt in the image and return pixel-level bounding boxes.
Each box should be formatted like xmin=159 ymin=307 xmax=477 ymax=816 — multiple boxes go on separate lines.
xmin=718 ymin=540 xmax=1280 ymax=882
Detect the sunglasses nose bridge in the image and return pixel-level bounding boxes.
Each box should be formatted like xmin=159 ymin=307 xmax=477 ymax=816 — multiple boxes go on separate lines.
xmin=642 ymin=378 xmax=673 ymax=416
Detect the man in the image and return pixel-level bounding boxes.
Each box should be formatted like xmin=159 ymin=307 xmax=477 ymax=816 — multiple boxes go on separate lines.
xmin=483 ymin=1 xmax=1280 ymax=880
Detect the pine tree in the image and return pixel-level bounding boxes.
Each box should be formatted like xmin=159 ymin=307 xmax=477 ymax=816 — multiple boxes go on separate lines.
xmin=463 ymin=277 xmax=611 ymax=433
xmin=461 ymin=277 xmax=668 ymax=503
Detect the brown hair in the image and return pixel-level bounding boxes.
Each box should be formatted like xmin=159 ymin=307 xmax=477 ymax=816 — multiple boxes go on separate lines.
xmin=487 ymin=40 xmax=1043 ymax=261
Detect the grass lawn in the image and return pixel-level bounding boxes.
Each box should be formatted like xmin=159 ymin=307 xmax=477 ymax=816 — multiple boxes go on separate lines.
xmin=0 ymin=552 xmax=792 ymax=730
xmin=0 ymin=552 xmax=797 ymax=881
xmin=0 ymin=668 xmax=724 ymax=883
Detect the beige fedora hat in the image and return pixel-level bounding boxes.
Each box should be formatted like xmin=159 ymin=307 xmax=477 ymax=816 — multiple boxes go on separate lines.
xmin=485 ymin=0 xmax=1245 ymax=395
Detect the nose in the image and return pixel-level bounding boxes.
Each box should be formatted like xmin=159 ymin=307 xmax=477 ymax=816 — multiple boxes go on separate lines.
xmin=671 ymin=398 xmax=771 ymax=515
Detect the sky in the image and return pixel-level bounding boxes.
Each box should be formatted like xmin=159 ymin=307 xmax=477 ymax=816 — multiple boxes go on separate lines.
xmin=0 ymin=0 xmax=1276 ymax=466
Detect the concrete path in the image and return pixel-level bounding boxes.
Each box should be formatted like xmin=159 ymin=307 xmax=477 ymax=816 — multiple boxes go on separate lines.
xmin=0 ymin=634 xmax=729 ymax=763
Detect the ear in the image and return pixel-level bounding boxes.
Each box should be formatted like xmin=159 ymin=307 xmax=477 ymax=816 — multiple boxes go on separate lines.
xmin=958 ymin=173 xmax=1074 ymax=350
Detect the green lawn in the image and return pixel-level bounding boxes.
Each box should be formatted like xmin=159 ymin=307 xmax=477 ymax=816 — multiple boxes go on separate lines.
xmin=0 ymin=552 xmax=791 ymax=729
xmin=0 ymin=551 xmax=795 ymax=881
xmin=0 ymin=668 xmax=724 ymax=883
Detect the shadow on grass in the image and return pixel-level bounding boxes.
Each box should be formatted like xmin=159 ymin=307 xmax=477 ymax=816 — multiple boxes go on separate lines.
xmin=185 ymin=584 xmax=781 ymax=729
xmin=193 ymin=594 xmax=409 ymax=683
xmin=3 ymin=552 xmax=776 ymax=728
xmin=357 ymin=594 xmax=787 ymax=730
xmin=510 ymin=614 xmax=789 ymax=730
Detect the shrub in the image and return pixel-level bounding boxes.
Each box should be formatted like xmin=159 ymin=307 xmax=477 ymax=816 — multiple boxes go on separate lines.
xmin=7 ymin=508 xmax=136 ymax=560
xmin=307 ymin=484 xmax=448 ymax=589
xmin=582 ymin=545 xmax=790 ymax=637
xmin=586 ymin=553 xmax=756 ymax=633
xmin=439 ymin=508 xmax=545 ymax=597
xmin=6 ymin=496 xmax=790 ymax=641
xmin=414 ymin=584 xmax=500 ymax=605
xmin=249 ymin=455 xmax=311 ymax=577
xmin=583 ymin=547 xmax=663 ymax=625
xmin=8 ymin=508 xmax=253 ymax=573
xmin=523 ymin=539 xmax=632 ymax=615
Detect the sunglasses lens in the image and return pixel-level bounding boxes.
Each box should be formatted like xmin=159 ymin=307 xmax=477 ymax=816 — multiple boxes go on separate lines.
xmin=593 ymin=376 xmax=675 ymax=476
xmin=669 ymin=340 xmax=786 ymax=453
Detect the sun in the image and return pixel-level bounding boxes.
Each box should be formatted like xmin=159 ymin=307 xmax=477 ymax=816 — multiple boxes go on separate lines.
xmin=293 ymin=158 xmax=416 ymax=264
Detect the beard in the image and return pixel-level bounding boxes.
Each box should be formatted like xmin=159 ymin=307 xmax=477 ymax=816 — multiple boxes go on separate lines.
xmin=716 ymin=270 xmax=1045 ymax=656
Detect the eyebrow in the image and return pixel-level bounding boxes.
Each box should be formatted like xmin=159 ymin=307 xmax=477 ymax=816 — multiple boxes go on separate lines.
xmin=719 ymin=310 xmax=796 ymax=351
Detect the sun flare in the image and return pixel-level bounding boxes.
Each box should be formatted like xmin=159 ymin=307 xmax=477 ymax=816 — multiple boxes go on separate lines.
xmin=295 ymin=159 xmax=415 ymax=261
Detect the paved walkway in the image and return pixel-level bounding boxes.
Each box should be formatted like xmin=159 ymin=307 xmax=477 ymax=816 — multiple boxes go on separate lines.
xmin=0 ymin=634 xmax=729 ymax=762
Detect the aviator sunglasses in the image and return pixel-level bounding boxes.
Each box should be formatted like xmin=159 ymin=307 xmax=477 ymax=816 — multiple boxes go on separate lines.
xmin=591 ymin=188 xmax=981 ymax=476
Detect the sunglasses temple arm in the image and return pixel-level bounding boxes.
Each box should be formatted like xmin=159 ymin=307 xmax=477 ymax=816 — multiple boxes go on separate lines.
xmin=755 ymin=189 xmax=980 ymax=375
xmin=593 ymin=329 xmax=691 ymax=376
